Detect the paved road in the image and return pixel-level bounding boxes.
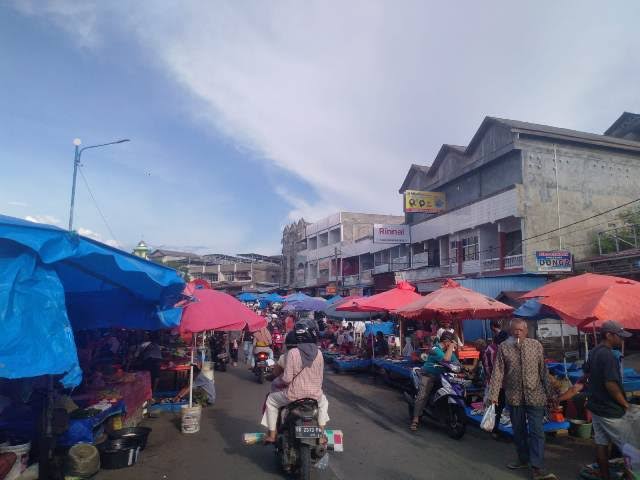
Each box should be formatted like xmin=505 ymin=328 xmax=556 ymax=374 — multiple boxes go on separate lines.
xmin=98 ymin=364 xmax=593 ymax=480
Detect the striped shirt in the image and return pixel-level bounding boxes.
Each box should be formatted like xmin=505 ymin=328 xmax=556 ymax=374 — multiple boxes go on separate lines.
xmin=282 ymin=348 xmax=324 ymax=401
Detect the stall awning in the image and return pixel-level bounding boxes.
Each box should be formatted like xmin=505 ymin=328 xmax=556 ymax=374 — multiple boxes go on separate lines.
xmin=0 ymin=215 xmax=185 ymax=387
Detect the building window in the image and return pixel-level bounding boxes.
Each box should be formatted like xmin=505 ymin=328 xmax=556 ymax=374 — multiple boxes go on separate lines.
xmin=505 ymin=230 xmax=523 ymax=256
xmin=451 ymin=235 xmax=479 ymax=262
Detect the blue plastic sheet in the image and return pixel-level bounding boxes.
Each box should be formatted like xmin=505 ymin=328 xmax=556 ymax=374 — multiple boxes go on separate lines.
xmin=237 ymin=292 xmax=258 ymax=302
xmin=365 ymin=322 xmax=395 ymax=336
xmin=0 ymin=244 xmax=82 ymax=387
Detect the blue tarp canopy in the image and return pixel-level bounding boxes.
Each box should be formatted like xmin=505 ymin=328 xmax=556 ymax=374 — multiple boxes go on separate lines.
xmin=0 ymin=215 xmax=185 ymax=387
xmin=237 ymin=292 xmax=258 ymax=302
xmin=326 ymin=295 xmax=343 ymax=305
xmin=365 ymin=321 xmax=396 ymax=336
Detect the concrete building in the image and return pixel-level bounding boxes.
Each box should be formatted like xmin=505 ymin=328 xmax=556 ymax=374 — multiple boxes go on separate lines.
xmin=148 ymin=248 xmax=281 ymax=292
xmin=284 ymin=212 xmax=405 ymax=295
xmin=281 ymin=219 xmax=309 ymax=287
xmin=394 ymin=112 xmax=640 ymax=292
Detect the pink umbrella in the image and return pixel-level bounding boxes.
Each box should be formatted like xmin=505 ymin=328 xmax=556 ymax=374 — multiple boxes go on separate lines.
xmin=179 ymin=288 xmax=265 ymax=335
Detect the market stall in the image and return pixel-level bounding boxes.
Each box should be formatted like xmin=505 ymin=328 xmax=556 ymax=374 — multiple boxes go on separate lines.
xmin=0 ymin=214 xmax=185 ymax=477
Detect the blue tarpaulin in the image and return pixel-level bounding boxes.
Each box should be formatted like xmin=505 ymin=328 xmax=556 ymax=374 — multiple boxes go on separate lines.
xmin=237 ymin=292 xmax=258 ymax=302
xmin=326 ymin=295 xmax=343 ymax=305
xmin=0 ymin=215 xmax=185 ymax=387
xmin=365 ymin=322 xmax=395 ymax=336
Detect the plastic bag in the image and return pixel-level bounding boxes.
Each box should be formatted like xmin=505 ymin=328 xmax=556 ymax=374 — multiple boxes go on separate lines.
xmin=481 ymin=404 xmax=496 ymax=432
xmin=314 ymin=454 xmax=329 ymax=470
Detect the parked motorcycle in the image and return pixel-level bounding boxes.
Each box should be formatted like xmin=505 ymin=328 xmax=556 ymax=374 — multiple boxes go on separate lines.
xmin=210 ymin=335 xmax=229 ymax=372
xmin=253 ymin=351 xmax=273 ymax=383
xmin=274 ymin=398 xmax=327 ymax=480
xmin=404 ymin=361 xmax=470 ymax=439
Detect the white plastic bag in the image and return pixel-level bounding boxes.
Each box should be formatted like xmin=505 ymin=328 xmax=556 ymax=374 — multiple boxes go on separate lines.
xmin=480 ymin=404 xmax=496 ymax=432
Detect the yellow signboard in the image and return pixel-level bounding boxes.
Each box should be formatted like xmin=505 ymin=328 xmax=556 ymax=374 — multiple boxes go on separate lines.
xmin=403 ymin=190 xmax=446 ymax=213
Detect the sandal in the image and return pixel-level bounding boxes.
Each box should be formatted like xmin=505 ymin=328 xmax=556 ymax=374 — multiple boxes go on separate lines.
xmin=409 ymin=420 xmax=419 ymax=431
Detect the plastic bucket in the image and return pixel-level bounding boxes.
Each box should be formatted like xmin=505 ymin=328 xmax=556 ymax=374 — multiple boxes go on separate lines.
xmin=181 ymin=404 xmax=202 ymax=434
xmin=0 ymin=441 xmax=30 ymax=480
xmin=569 ymin=419 xmax=593 ymax=439
xmin=109 ymin=427 xmax=152 ymax=450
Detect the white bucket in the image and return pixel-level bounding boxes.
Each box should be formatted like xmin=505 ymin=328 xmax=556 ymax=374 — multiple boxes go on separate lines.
xmin=181 ymin=404 xmax=202 ymax=434
xmin=202 ymin=362 xmax=215 ymax=381
xmin=0 ymin=441 xmax=31 ymax=480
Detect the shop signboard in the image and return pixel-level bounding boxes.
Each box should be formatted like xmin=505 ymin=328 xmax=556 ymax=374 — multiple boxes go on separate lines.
xmin=373 ymin=224 xmax=410 ymax=244
xmin=535 ymin=250 xmax=573 ymax=272
xmin=403 ymin=190 xmax=446 ymax=213
xmin=326 ymin=283 xmax=337 ymax=295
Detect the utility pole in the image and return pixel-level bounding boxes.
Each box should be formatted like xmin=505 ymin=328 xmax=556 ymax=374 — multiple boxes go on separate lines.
xmin=68 ymin=137 xmax=130 ymax=231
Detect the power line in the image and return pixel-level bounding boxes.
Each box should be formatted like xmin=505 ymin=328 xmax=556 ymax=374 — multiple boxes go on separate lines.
xmin=78 ymin=167 xmax=120 ymax=246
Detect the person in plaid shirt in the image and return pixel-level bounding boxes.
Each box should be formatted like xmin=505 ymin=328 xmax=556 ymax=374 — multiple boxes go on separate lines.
xmin=262 ymin=319 xmax=329 ymax=444
xmin=488 ymin=319 xmax=557 ymax=480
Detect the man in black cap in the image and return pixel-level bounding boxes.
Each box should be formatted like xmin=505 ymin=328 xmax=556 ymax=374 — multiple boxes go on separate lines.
xmin=584 ymin=320 xmax=632 ymax=480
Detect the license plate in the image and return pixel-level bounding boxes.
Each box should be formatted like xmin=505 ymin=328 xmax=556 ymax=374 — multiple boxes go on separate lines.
xmin=295 ymin=426 xmax=322 ymax=438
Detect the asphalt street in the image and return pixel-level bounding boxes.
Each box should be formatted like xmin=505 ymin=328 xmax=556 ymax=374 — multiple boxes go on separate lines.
xmin=98 ymin=364 xmax=593 ymax=480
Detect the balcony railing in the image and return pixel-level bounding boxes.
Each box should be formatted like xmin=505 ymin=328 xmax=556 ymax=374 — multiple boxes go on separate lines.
xmin=504 ymin=254 xmax=523 ymax=269
xmin=374 ymin=264 xmax=390 ymax=274
xmin=343 ymin=275 xmax=359 ymax=287
xmin=391 ymin=256 xmax=410 ymax=271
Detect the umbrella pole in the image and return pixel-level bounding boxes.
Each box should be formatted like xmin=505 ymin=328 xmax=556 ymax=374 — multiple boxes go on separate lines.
xmin=399 ymin=316 xmax=403 ymax=355
xmin=560 ymin=321 xmax=568 ymax=379
xmin=189 ymin=333 xmax=195 ymax=408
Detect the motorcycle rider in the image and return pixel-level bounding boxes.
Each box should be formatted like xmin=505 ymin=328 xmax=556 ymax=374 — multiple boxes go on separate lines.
xmin=251 ymin=325 xmax=274 ymax=368
xmin=409 ymin=331 xmax=459 ymax=431
xmin=261 ymin=318 xmax=329 ymax=444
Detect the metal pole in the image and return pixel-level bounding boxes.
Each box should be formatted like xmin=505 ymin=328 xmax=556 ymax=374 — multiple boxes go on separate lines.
xmin=68 ymin=145 xmax=80 ymax=231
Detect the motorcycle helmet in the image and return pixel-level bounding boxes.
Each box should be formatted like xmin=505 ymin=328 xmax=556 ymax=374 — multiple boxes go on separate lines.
xmin=294 ymin=319 xmax=318 ymax=344
xmin=285 ymin=331 xmax=298 ymax=348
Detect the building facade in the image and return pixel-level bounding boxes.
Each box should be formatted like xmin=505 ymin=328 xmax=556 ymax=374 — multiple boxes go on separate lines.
xmin=394 ymin=112 xmax=640 ymax=292
xmin=282 ymin=212 xmax=406 ymax=295
xmin=148 ymin=248 xmax=282 ymax=292
xmin=281 ymin=219 xmax=309 ymax=287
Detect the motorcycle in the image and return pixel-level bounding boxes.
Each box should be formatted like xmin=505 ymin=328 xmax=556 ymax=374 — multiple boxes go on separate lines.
xmin=404 ymin=361 xmax=470 ymax=439
xmin=275 ymin=398 xmax=327 ymax=480
xmin=214 ymin=351 xmax=229 ymax=371
xmin=253 ymin=351 xmax=273 ymax=384
xmin=210 ymin=336 xmax=229 ymax=372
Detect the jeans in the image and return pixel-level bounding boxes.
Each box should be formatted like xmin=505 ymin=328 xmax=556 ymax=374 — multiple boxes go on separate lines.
xmin=510 ymin=405 xmax=545 ymax=470
xmin=493 ymin=389 xmax=506 ymax=434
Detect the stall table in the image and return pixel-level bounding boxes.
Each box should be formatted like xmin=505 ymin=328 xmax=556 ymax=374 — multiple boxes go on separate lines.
xmin=58 ymin=400 xmax=125 ymax=446
xmin=465 ymin=406 xmax=570 ymax=437
xmin=332 ymin=357 xmax=372 ymax=373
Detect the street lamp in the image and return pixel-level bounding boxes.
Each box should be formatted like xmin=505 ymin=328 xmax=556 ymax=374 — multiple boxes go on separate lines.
xmin=68 ymin=138 xmax=130 ymax=231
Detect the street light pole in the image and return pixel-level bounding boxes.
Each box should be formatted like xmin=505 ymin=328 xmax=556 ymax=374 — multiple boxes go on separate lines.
xmin=68 ymin=137 xmax=130 ymax=231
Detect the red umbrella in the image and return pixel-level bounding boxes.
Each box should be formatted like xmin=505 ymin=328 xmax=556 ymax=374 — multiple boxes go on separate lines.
xmin=393 ymin=279 xmax=514 ymax=321
xmin=521 ymin=273 xmax=640 ymax=329
xmin=179 ymin=288 xmax=265 ymax=335
xmin=336 ymin=280 xmax=421 ymax=312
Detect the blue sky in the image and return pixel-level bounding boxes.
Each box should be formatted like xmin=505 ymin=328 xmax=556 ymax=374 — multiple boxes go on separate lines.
xmin=1 ymin=1 xmax=639 ymax=255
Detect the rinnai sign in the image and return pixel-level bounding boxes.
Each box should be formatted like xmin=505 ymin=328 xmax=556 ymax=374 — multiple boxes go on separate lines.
xmin=374 ymin=224 xmax=410 ymax=244
xmin=535 ymin=250 xmax=573 ymax=272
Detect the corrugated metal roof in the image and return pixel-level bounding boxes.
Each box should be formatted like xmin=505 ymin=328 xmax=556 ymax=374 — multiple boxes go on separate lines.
xmin=458 ymin=275 xmax=546 ymax=299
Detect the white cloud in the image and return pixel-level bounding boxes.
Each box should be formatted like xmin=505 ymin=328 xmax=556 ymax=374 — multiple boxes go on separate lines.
xmin=25 ymin=214 xmax=61 ymax=225
xmin=76 ymin=227 xmax=122 ymax=249
xmin=11 ymin=1 xmax=640 ymax=230
xmin=8 ymin=201 xmax=28 ymax=207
